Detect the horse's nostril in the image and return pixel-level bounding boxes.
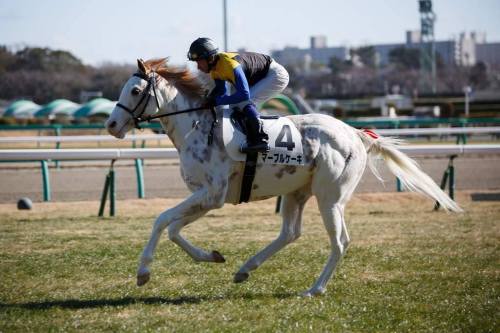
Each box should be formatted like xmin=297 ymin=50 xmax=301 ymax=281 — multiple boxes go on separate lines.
xmin=109 ymin=121 xmax=117 ymax=128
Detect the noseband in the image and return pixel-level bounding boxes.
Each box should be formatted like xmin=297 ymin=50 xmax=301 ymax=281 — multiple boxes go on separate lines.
xmin=116 ymin=72 xmax=161 ymax=129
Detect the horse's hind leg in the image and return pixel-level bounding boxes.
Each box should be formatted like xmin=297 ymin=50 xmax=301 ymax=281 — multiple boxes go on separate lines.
xmin=304 ymin=150 xmax=364 ymax=296
xmin=234 ymin=187 xmax=311 ymax=283
xmin=303 ymin=200 xmax=348 ymax=297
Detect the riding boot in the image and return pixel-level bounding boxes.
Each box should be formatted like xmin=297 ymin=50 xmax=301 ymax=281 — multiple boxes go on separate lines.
xmin=241 ymin=106 xmax=270 ymax=154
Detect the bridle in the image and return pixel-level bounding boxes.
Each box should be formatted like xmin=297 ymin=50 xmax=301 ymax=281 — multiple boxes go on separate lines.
xmin=115 ymin=71 xmax=163 ymax=129
xmin=115 ymin=71 xmax=218 ymax=144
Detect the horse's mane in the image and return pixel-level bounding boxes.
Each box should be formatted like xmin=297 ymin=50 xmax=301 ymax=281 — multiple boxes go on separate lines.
xmin=144 ymin=58 xmax=206 ymax=98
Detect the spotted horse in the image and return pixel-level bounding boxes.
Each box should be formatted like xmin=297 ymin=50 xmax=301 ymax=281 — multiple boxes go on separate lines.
xmin=105 ymin=58 xmax=462 ymax=297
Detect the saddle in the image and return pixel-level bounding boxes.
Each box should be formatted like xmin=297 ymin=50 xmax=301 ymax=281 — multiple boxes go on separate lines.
xmin=222 ymin=108 xmax=304 ymax=166
xmin=222 ymin=107 xmax=305 ymax=204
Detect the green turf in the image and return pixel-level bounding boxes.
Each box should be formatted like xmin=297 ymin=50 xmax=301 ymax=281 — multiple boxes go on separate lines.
xmin=0 ymin=194 xmax=498 ymax=332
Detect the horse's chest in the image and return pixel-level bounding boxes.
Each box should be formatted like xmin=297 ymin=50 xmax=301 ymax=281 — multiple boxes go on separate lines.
xmin=179 ymin=145 xmax=227 ymax=185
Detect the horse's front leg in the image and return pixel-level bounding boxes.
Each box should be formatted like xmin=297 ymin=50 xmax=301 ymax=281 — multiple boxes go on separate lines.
xmin=137 ymin=188 xmax=226 ymax=286
xmin=234 ymin=188 xmax=310 ymax=284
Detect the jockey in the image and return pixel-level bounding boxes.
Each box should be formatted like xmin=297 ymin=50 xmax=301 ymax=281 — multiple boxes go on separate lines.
xmin=187 ymin=37 xmax=289 ymax=153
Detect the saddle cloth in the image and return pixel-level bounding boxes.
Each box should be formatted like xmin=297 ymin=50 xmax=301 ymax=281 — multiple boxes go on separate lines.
xmin=222 ymin=108 xmax=304 ymax=166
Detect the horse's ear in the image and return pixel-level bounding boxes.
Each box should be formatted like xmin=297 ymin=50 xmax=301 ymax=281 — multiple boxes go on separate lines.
xmin=137 ymin=58 xmax=149 ymax=74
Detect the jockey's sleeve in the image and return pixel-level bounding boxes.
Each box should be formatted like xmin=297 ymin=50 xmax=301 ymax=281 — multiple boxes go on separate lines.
xmin=212 ymin=79 xmax=228 ymax=97
xmin=215 ymin=65 xmax=250 ymax=106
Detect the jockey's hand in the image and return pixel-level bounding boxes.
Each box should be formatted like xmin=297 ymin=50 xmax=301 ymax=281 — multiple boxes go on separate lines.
xmin=207 ymin=88 xmax=219 ymax=99
xmin=203 ymin=96 xmax=217 ymax=109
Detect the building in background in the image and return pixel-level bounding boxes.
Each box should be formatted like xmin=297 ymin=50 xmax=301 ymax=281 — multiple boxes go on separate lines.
xmin=476 ymin=41 xmax=500 ymax=66
xmin=310 ymin=35 xmax=327 ymax=49
xmin=271 ymin=32 xmax=499 ymax=69
xmin=271 ymin=36 xmax=348 ymax=73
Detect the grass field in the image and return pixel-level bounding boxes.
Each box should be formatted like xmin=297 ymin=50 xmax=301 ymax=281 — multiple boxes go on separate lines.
xmin=0 ymin=192 xmax=498 ymax=332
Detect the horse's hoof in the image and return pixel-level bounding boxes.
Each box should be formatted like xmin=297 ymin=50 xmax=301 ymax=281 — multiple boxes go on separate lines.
xmin=212 ymin=250 xmax=226 ymax=263
xmin=137 ymin=272 xmax=150 ymax=286
xmin=233 ymin=272 xmax=249 ymax=283
xmin=301 ymin=288 xmax=325 ymax=297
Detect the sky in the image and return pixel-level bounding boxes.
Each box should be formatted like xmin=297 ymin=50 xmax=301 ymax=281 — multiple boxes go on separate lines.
xmin=1 ymin=0 xmax=500 ymax=67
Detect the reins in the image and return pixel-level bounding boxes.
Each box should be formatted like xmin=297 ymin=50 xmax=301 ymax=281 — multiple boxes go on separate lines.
xmin=141 ymin=105 xmax=210 ymax=122
xmin=144 ymin=105 xmax=219 ymax=145
xmin=116 ymin=71 xmax=218 ymax=144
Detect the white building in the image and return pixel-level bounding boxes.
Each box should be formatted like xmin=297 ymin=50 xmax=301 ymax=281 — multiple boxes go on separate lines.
xmin=271 ymin=31 xmax=499 ymax=68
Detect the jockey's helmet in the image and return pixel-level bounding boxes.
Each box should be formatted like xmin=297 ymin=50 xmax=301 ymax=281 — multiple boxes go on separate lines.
xmin=187 ymin=37 xmax=219 ymax=61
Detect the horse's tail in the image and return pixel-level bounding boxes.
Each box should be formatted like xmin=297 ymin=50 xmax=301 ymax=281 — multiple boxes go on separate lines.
xmin=357 ymin=129 xmax=462 ymax=212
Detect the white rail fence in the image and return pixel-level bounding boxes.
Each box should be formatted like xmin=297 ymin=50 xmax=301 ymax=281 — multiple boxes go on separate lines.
xmin=0 ymin=148 xmax=177 ymax=161
xmin=0 ymin=134 xmax=168 ymax=144
xmin=1 ymin=145 xmax=499 ymax=216
xmin=0 ymin=126 xmax=499 ymax=145
xmin=1 ymin=145 xmax=500 ymax=161
xmin=375 ymin=126 xmax=500 ymax=136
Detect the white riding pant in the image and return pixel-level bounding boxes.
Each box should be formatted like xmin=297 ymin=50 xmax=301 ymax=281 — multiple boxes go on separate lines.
xmin=232 ymin=60 xmax=290 ymax=109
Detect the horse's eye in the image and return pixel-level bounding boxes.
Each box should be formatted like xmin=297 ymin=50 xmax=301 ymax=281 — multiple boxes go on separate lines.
xmin=131 ymin=87 xmax=141 ymax=96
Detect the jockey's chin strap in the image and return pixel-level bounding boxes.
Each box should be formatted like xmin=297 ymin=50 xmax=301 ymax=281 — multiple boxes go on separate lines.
xmin=115 ymin=71 xmax=218 ymax=145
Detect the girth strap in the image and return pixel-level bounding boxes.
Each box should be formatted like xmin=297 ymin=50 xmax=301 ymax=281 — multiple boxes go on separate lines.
xmin=239 ymin=152 xmax=258 ymax=203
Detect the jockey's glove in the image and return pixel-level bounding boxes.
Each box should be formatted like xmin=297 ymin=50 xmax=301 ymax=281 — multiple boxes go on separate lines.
xmin=203 ymin=96 xmax=217 ymax=109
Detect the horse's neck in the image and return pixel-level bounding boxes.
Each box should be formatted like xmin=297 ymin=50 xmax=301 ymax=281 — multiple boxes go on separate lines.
xmin=160 ymin=90 xmax=209 ymax=151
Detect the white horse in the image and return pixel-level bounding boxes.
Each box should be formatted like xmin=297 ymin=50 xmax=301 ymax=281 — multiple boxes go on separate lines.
xmin=105 ymin=58 xmax=461 ymax=297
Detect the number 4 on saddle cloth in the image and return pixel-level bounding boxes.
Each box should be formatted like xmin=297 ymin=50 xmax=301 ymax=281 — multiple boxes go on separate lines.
xmin=222 ymin=108 xmax=305 ymax=166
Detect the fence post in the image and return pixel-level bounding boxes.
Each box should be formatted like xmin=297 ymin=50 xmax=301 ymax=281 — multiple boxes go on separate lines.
xmin=434 ymin=168 xmax=449 ymax=210
xmin=135 ymin=158 xmax=145 ymax=199
xmin=41 ymin=160 xmax=51 ymax=201
xmin=98 ymin=173 xmax=111 ymax=217
xmin=455 ymin=133 xmax=467 ymax=145
xmin=109 ymin=166 xmax=115 ymax=216
xmin=448 ymin=157 xmax=456 ymax=200
xmin=434 ymin=154 xmax=457 ymax=210
xmin=54 ymin=126 xmax=61 ymax=169
xmin=98 ymin=159 xmax=116 ymax=217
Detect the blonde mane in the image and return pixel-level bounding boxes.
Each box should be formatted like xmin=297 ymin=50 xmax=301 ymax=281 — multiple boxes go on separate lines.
xmin=144 ymin=58 xmax=206 ymax=98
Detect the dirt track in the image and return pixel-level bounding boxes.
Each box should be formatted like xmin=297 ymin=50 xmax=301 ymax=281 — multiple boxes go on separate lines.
xmin=1 ymin=155 xmax=499 ymax=204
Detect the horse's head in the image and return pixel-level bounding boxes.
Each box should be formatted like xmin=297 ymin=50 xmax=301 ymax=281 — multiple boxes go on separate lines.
xmin=106 ymin=58 xmax=207 ymax=138
xmin=106 ymin=59 xmax=169 ymax=138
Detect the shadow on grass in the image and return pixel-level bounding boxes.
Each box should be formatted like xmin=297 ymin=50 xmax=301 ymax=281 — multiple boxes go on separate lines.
xmin=0 ymin=292 xmax=295 ymax=310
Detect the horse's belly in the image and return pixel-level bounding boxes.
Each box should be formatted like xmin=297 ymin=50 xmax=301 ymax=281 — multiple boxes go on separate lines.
xmin=250 ymin=164 xmax=311 ymax=200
